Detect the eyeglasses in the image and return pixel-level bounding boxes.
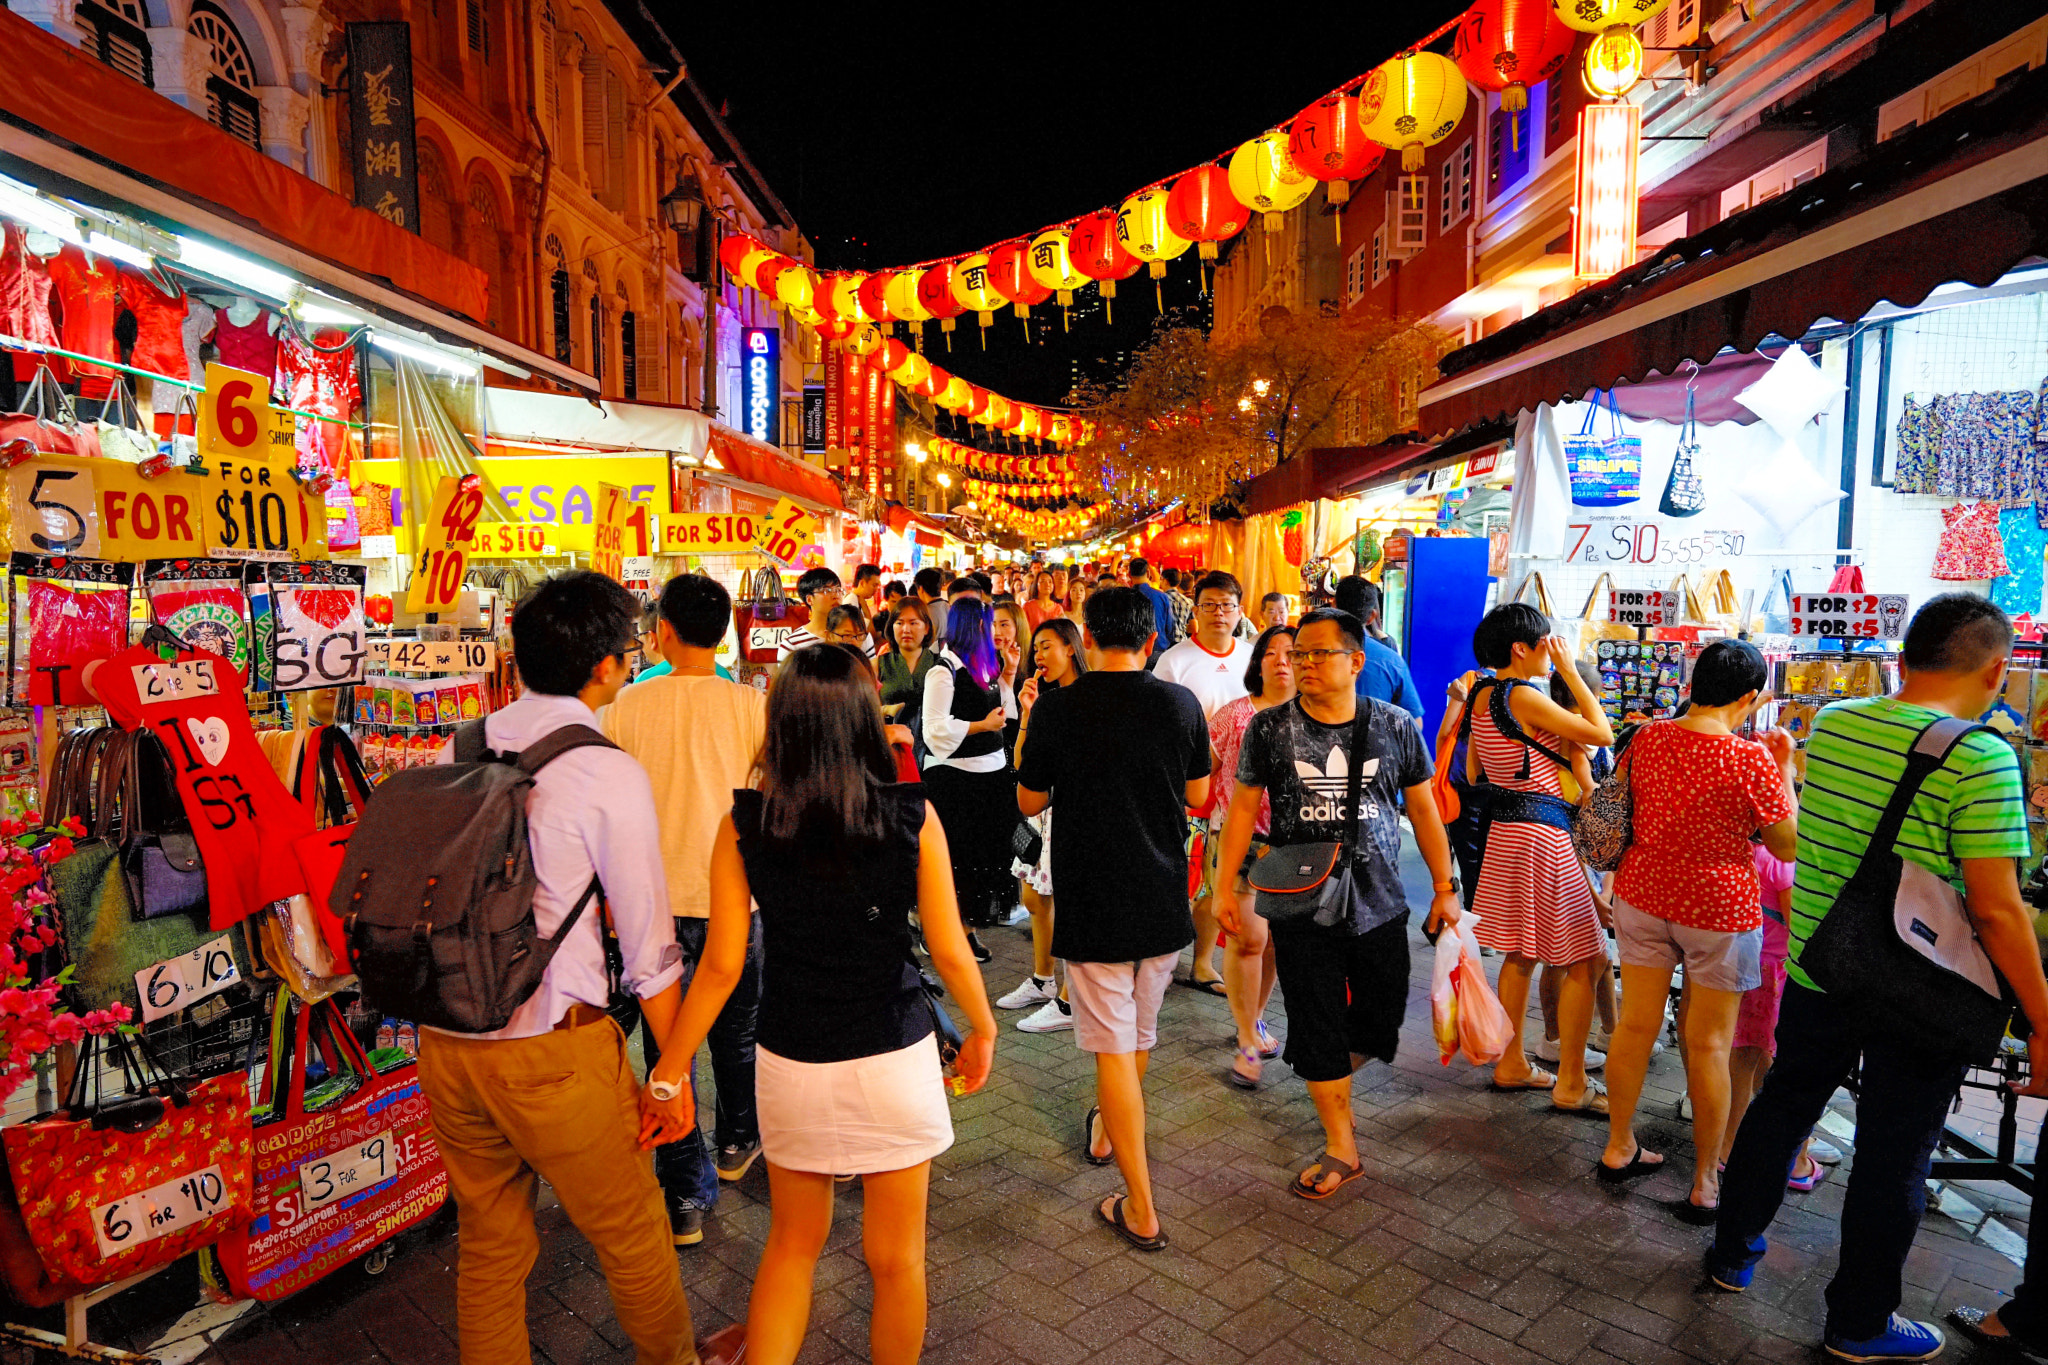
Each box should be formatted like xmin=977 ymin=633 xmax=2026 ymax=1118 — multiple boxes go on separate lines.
xmin=1292 ymin=648 xmax=1361 ymax=665
xmin=1196 ymin=601 xmax=1240 ymax=614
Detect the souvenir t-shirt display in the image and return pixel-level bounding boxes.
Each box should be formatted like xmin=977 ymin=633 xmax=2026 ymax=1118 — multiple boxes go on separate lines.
xmin=144 ymin=559 xmax=252 ymax=676
xmin=93 ymin=643 xmax=314 ymax=929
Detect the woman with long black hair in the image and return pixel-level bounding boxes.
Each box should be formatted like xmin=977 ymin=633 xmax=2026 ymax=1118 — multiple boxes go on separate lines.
xmin=920 ymin=598 xmax=1018 ymax=962
xmin=641 ymin=644 xmax=996 ymax=1365
xmin=1000 ymin=617 xmax=1088 ymax=1031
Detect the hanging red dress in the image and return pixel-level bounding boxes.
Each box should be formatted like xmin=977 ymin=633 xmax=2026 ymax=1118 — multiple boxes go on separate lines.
xmin=46 ymin=244 xmax=119 ymax=396
xmin=117 ymin=267 xmax=190 ymax=381
xmin=1932 ymin=501 xmax=2011 ymax=581
xmin=274 ymin=326 xmax=362 ymax=478
xmin=0 ymin=224 xmax=62 ymax=382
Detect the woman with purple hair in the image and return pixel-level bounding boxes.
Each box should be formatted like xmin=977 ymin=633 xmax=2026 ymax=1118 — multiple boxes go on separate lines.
xmin=919 ymin=596 xmax=1019 ymax=963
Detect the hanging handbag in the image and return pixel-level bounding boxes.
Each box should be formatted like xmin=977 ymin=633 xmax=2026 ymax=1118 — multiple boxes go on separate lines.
xmin=1565 ymin=392 xmax=1641 ymax=507
xmin=1573 ymin=737 xmax=1636 ymax=873
xmin=94 ymin=377 xmax=153 ymax=465
xmin=0 ymin=363 xmax=103 ymax=460
xmin=121 ymin=729 xmax=208 ymax=921
xmin=1247 ymin=708 xmax=1368 ymax=929
xmin=212 ymin=993 xmax=449 ymax=1301
xmin=1658 ymin=386 xmax=1708 ymax=518
xmin=1756 ymin=569 xmax=1797 ymax=637
xmin=1 ymin=1027 xmax=254 ymax=1287
xmin=1799 ymin=717 xmax=2014 ymax=1066
xmin=283 ymin=724 xmax=369 ymax=987
xmin=734 ymin=565 xmax=790 ymax=663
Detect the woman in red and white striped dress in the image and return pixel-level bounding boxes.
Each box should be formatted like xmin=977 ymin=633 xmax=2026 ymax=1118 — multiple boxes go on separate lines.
xmin=1465 ymin=607 xmax=1614 ymax=1113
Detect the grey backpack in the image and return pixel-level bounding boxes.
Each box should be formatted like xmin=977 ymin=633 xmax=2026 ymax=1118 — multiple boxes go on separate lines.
xmin=336 ymin=720 xmax=614 ymax=1033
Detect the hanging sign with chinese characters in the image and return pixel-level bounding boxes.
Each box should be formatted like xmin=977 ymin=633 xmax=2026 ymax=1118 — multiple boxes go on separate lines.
xmin=1789 ymin=593 xmax=1910 ymax=640
xmin=345 ymin=22 xmax=421 ymax=233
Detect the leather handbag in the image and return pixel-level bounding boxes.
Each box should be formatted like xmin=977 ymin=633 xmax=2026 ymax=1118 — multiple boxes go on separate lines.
xmin=1573 ymin=738 xmax=1636 ymax=873
xmin=1247 ymin=711 xmax=1366 ymax=929
xmin=121 ymin=729 xmax=208 ymax=921
xmin=1801 ymin=717 xmax=2014 ymax=1066
xmin=1 ymin=1028 xmax=253 ymax=1287
xmin=734 ymin=566 xmax=790 ymax=663
xmin=1010 ymin=817 xmax=1043 ymax=866
xmin=0 ymin=363 xmax=103 ymax=460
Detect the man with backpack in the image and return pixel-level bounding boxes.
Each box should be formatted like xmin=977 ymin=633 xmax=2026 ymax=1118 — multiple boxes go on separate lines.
xmin=1708 ymin=594 xmax=2048 ymax=1362
xmin=370 ymin=572 xmax=702 ymax=1365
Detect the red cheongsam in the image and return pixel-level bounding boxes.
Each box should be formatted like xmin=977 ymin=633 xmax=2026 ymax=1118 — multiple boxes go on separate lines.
xmin=117 ymin=267 xmax=191 ymax=381
xmin=46 ymin=245 xmax=119 ymax=388
xmin=94 ymin=644 xmax=313 ymax=929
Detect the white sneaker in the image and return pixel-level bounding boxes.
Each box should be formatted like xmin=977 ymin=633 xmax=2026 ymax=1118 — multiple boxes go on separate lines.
xmin=996 ymin=975 xmax=1055 ymax=1010
xmin=1530 ymin=1036 xmax=1606 ymax=1071
xmin=1808 ymin=1137 xmax=1845 ymax=1165
xmin=1004 ymin=904 xmax=1032 ymax=927
xmin=1017 ymin=999 xmax=1074 ymax=1033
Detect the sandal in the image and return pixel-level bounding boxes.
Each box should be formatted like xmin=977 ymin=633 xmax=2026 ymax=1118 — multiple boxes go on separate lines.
xmin=1255 ymin=1020 xmax=1280 ymax=1058
xmin=1552 ymin=1082 xmax=1610 ymax=1117
xmin=1226 ymin=1047 xmax=1262 ymax=1090
xmin=1183 ymin=976 xmax=1227 ymax=998
xmin=1786 ymin=1156 xmax=1827 ymax=1193
xmin=1292 ymin=1152 xmax=1365 ymax=1201
xmin=1489 ymin=1067 xmax=1559 ymax=1092
xmin=1080 ymin=1106 xmax=1113 ymax=1166
xmin=1596 ymin=1145 xmax=1666 ymax=1184
xmin=1673 ymin=1196 xmax=1719 ymax=1226
xmin=1097 ymin=1194 xmax=1168 ymax=1252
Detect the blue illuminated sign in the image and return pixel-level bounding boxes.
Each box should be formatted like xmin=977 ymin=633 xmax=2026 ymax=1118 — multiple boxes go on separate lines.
xmin=740 ymin=327 xmax=780 ymax=446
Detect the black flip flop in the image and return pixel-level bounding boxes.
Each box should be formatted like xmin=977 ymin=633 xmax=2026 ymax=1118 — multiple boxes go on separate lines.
xmin=1081 ymin=1106 xmax=1113 ymax=1166
xmin=1183 ymin=977 xmax=1227 ymax=998
xmin=1292 ymin=1152 xmax=1365 ymax=1201
xmin=1596 ymin=1146 xmax=1666 ymax=1184
xmin=1672 ymin=1197 xmax=1719 ymax=1226
xmin=1097 ymin=1194 xmax=1168 ymax=1252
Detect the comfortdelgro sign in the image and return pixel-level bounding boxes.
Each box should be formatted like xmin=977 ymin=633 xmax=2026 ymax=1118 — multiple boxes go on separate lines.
xmin=741 ymin=328 xmax=780 ymax=447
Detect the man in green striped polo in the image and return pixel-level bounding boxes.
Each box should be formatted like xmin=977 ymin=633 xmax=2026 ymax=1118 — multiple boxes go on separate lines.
xmin=1708 ymin=593 xmax=2048 ymax=1362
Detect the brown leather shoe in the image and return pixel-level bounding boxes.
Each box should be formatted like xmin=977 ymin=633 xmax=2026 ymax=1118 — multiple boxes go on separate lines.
xmin=697 ymin=1323 xmax=747 ymax=1365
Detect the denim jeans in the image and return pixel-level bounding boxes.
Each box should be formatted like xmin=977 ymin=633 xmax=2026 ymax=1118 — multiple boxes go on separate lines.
xmin=1710 ymin=983 xmax=1967 ymax=1340
xmin=623 ymin=911 xmax=762 ymax=1211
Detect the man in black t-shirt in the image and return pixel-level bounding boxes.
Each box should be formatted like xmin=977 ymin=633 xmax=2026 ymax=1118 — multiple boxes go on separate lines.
xmin=1016 ymin=587 xmax=1210 ymax=1253
xmin=1216 ymin=608 xmax=1463 ymax=1203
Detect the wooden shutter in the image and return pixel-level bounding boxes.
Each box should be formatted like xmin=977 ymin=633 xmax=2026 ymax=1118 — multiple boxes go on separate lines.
xmin=620 ymin=311 xmax=637 ymax=399
xmin=603 ymin=73 xmax=627 ymax=213
xmin=580 ymin=54 xmax=605 ymax=196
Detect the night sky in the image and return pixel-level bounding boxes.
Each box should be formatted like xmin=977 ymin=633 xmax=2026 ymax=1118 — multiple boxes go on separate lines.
xmin=667 ymin=3 xmax=1473 ymax=405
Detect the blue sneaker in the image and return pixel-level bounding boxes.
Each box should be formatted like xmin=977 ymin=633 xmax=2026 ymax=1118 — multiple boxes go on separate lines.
xmin=1704 ymin=1235 xmax=1765 ymax=1293
xmin=1825 ymin=1316 xmax=1946 ymax=1362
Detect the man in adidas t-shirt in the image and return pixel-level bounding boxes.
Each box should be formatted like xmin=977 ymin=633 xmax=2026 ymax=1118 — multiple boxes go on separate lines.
xmin=1154 ymin=570 xmax=1257 ymax=992
xmin=777 ymin=566 xmax=876 ymax=662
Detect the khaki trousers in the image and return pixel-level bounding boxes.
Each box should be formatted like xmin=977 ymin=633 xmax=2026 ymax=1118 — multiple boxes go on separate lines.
xmin=419 ymin=1018 xmax=698 ymax=1365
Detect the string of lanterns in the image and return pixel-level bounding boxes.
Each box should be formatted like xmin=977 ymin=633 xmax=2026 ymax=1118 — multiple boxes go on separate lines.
xmin=979 ymin=496 xmax=1114 ymax=540
xmin=721 ymin=0 xmax=1674 ymax=356
xmin=922 ymin=436 xmax=1082 ymax=481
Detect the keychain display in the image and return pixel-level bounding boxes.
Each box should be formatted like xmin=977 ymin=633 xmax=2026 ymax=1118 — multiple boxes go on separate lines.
xmin=144 ymin=557 xmax=252 ymax=676
xmin=7 ymin=552 xmax=133 ymax=706
xmin=1594 ymin=638 xmax=1684 ymax=722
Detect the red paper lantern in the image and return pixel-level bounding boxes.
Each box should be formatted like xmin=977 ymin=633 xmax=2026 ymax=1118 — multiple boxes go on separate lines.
xmin=1286 ymin=95 xmax=1385 ymax=205
xmin=858 ymin=273 xmax=896 ymax=324
xmin=987 ymin=240 xmax=1053 ymax=321
xmin=754 ymin=257 xmax=791 ymax=301
xmin=815 ymin=317 xmax=856 ymax=341
xmin=1068 ymin=209 xmax=1142 ymax=321
xmin=718 ymin=233 xmax=763 ymax=280
xmin=880 ymin=338 xmax=911 ymax=374
xmin=1453 ymin=0 xmax=1576 ymax=115
xmin=962 ymin=385 xmax=990 ymax=419
xmin=916 ymin=260 xmax=966 ymax=345
xmin=1165 ymin=166 xmax=1249 ymax=260
xmin=918 ymin=362 xmax=950 ymax=398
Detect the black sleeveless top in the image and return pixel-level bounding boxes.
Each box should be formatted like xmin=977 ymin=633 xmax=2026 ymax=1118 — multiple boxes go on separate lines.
xmin=732 ymin=783 xmax=933 ymax=1064
xmin=942 ymin=651 xmax=1005 ymax=761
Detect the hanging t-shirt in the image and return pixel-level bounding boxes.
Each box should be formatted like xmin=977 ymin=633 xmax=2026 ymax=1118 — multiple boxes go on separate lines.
xmin=209 ymin=308 xmax=278 ymax=379
xmin=94 ymin=643 xmax=314 ymax=928
xmin=23 ymin=578 xmax=129 ymax=706
xmin=116 ymin=268 xmax=190 ymax=381
xmin=46 ymin=245 xmax=119 ymax=388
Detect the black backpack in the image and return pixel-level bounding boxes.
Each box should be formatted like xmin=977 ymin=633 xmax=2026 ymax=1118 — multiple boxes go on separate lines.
xmin=336 ymin=720 xmax=614 ymax=1033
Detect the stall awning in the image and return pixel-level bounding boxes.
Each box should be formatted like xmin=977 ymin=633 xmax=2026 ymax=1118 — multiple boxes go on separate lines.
xmin=1417 ymin=66 xmax=2048 ymax=439
xmin=1327 ymin=419 xmax=1515 ymax=498
xmin=1240 ymin=441 xmax=1433 ymax=516
xmin=705 ymin=425 xmax=844 ymax=513
xmin=487 ymin=389 xmax=711 ymax=453
xmin=0 ymin=9 xmax=486 ymax=322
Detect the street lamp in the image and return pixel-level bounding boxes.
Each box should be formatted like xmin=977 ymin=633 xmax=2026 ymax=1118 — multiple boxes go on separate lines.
xmin=658 ymin=170 xmax=706 ymax=234
xmin=660 ymin=164 xmax=721 ymax=418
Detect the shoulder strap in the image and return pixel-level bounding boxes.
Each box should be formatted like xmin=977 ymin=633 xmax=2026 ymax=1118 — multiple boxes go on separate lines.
xmin=514 ymin=723 xmax=620 ymax=776
xmin=452 ymin=718 xmax=490 ymax=764
xmin=1456 ymin=675 xmax=1498 ymax=751
xmin=1490 ymin=679 xmax=1571 ymax=780
xmin=1342 ymin=706 xmax=1369 ymax=856
xmin=546 ymin=877 xmax=605 ymax=950
xmin=1865 ymin=716 xmax=1996 ymax=859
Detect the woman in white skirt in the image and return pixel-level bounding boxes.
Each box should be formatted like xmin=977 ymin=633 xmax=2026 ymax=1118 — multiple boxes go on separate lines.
xmin=641 ymin=643 xmax=996 ymax=1365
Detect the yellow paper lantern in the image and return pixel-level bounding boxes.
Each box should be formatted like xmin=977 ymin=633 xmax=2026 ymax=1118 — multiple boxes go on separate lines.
xmin=828 ymin=273 xmax=868 ymax=322
xmin=774 ymin=264 xmax=817 ymax=314
xmin=1358 ymin=51 xmax=1470 ymax=171
xmin=1116 ymin=188 xmax=1191 ymax=281
xmin=940 ymin=375 xmax=973 ymax=410
xmin=845 ymin=324 xmax=882 ymax=356
xmin=890 ymin=350 xmax=932 ymax=389
xmin=949 ymin=252 xmax=1005 ymax=339
xmin=1026 ymin=228 xmax=1086 ymax=309
xmin=1552 ymin=0 xmax=1669 ymax=33
xmin=1583 ymin=27 xmax=1646 ymax=98
xmin=737 ymin=245 xmax=778 ymax=292
xmin=884 ymin=269 xmax=932 ymax=324
xmin=984 ymin=395 xmax=1013 ymax=430
xmin=1226 ymin=133 xmax=1315 ymax=232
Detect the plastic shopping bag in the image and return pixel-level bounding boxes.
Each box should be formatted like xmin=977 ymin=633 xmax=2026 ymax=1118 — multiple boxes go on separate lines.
xmin=1451 ymin=917 xmax=1513 ymax=1066
xmin=1431 ymin=925 xmax=1462 ymax=1064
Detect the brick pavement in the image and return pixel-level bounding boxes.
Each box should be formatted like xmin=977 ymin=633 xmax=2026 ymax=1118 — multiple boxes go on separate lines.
xmin=19 ymin=858 xmax=2034 ymax=1365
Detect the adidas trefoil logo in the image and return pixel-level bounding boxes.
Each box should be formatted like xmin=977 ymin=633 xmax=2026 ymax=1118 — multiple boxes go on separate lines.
xmin=1296 ymin=746 xmax=1379 ymax=822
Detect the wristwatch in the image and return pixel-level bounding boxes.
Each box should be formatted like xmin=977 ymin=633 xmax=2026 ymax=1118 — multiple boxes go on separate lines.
xmin=1433 ymin=878 xmax=1458 ymax=894
xmin=649 ymin=1077 xmax=682 ymax=1103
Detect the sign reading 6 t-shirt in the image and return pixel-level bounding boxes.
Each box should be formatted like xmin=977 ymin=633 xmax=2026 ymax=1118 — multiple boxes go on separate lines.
xmin=199 ymin=449 xmax=329 ymax=562
xmin=198 ymin=362 xmax=285 ymax=464
xmin=90 ymin=644 xmax=314 ymax=929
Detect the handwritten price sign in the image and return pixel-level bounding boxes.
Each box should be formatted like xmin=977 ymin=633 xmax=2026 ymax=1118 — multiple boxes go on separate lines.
xmin=590 ymin=482 xmax=628 ymax=582
xmin=94 ymin=1165 xmax=230 ymax=1256
xmin=405 ymin=475 xmax=483 ymax=615
xmin=660 ymin=512 xmax=760 ymax=552
xmin=1789 ymin=593 xmax=1910 ymax=640
xmin=367 ymin=639 xmax=496 ymax=672
xmin=753 ymin=499 xmax=817 ymax=566
xmin=1607 ymin=588 xmax=1682 ymax=628
xmin=197 ymin=362 xmax=288 ymax=465
xmin=135 ymin=934 xmax=241 ymax=1024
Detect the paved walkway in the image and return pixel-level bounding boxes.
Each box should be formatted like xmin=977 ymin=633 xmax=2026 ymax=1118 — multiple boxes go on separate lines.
xmin=16 ymin=846 xmax=2035 ymax=1365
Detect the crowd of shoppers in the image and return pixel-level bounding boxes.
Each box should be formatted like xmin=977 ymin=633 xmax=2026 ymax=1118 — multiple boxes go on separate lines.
xmin=414 ymin=553 xmax=2048 ymax=1365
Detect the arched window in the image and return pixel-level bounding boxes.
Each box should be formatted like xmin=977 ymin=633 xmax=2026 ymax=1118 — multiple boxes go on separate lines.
xmin=467 ymin=179 xmax=507 ymax=333
xmin=585 ymin=260 xmax=604 ymax=384
xmin=189 ymin=2 xmax=261 ymax=148
xmin=546 ymin=235 xmax=570 ymax=365
xmin=417 ymin=143 xmax=457 ymax=258
xmin=77 ymin=0 xmax=153 ymax=86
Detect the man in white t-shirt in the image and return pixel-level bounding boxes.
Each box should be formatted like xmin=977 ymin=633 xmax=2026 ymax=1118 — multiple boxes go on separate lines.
xmin=1150 ymin=570 xmax=1254 ymax=994
xmin=777 ymin=566 xmax=876 ymax=662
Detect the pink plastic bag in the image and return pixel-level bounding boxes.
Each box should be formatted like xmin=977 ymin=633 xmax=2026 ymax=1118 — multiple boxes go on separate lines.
xmin=1451 ymin=917 xmax=1513 ymax=1066
xmin=1430 ymin=924 xmax=1462 ymax=1064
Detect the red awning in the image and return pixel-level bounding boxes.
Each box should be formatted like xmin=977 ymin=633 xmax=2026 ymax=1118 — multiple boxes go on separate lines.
xmin=1241 ymin=441 xmax=1432 ymax=516
xmin=1419 ymin=68 xmax=2048 ymax=439
xmin=706 ymin=424 xmax=844 ymax=511
xmin=885 ymin=505 xmax=914 ymax=534
xmin=0 ymin=9 xmax=489 ymax=322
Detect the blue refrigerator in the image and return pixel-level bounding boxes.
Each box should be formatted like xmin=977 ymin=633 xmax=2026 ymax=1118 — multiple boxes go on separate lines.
xmin=1399 ymin=537 xmax=1493 ymax=743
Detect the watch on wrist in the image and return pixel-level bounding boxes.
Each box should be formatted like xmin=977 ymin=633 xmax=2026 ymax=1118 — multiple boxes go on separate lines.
xmin=649 ymin=1078 xmax=682 ymax=1103
xmin=1433 ymin=878 xmax=1458 ymax=894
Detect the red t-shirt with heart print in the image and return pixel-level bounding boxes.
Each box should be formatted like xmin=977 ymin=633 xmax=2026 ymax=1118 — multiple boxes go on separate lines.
xmin=94 ymin=644 xmax=313 ymax=928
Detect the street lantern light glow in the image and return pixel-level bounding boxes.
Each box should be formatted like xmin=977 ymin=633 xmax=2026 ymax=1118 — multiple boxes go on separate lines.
xmin=1572 ymin=101 xmax=1641 ymax=282
xmin=908 ymin=442 xmax=926 ymax=462
xmin=936 ymin=472 xmax=952 ymax=488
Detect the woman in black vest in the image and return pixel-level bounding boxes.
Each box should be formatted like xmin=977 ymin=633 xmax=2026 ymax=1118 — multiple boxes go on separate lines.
xmin=919 ymin=598 xmax=1017 ymax=961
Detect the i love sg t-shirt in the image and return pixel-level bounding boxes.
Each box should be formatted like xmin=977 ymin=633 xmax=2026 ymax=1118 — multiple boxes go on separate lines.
xmin=95 ymin=644 xmax=313 ymax=928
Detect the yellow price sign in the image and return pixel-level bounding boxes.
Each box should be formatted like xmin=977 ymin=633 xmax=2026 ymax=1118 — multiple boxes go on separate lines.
xmin=464 ymin=522 xmax=559 ymax=557
xmin=197 ymin=362 xmax=287 ymax=464
xmin=405 ymin=474 xmax=484 ymax=615
xmin=753 ymin=498 xmax=818 ymax=566
xmin=658 ymin=512 xmax=762 ymax=553
xmin=197 ymin=450 xmax=328 ymax=560
xmin=590 ymin=482 xmax=628 ymax=582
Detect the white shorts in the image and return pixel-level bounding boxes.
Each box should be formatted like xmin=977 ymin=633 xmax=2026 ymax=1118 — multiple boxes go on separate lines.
xmin=1065 ymin=954 xmax=1178 ymax=1054
xmin=754 ymin=1034 xmax=954 ymax=1175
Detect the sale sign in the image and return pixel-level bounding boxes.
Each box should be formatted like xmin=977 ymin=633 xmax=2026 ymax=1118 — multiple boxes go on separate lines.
xmin=658 ymin=512 xmax=761 ymax=553
xmin=590 ymin=481 xmax=628 ymax=582
xmin=197 ymin=363 xmax=291 ymax=465
xmin=404 ymin=474 xmax=483 ymax=615
xmin=754 ymin=498 xmax=818 ymax=566
xmin=196 ymin=448 xmax=329 ymax=561
xmin=1789 ymin=592 xmax=1910 ymax=640
xmin=8 ymin=457 xmax=209 ymax=561
xmin=1607 ymin=588 xmax=1682 ymax=628
xmin=463 ymin=522 xmax=558 ymax=556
